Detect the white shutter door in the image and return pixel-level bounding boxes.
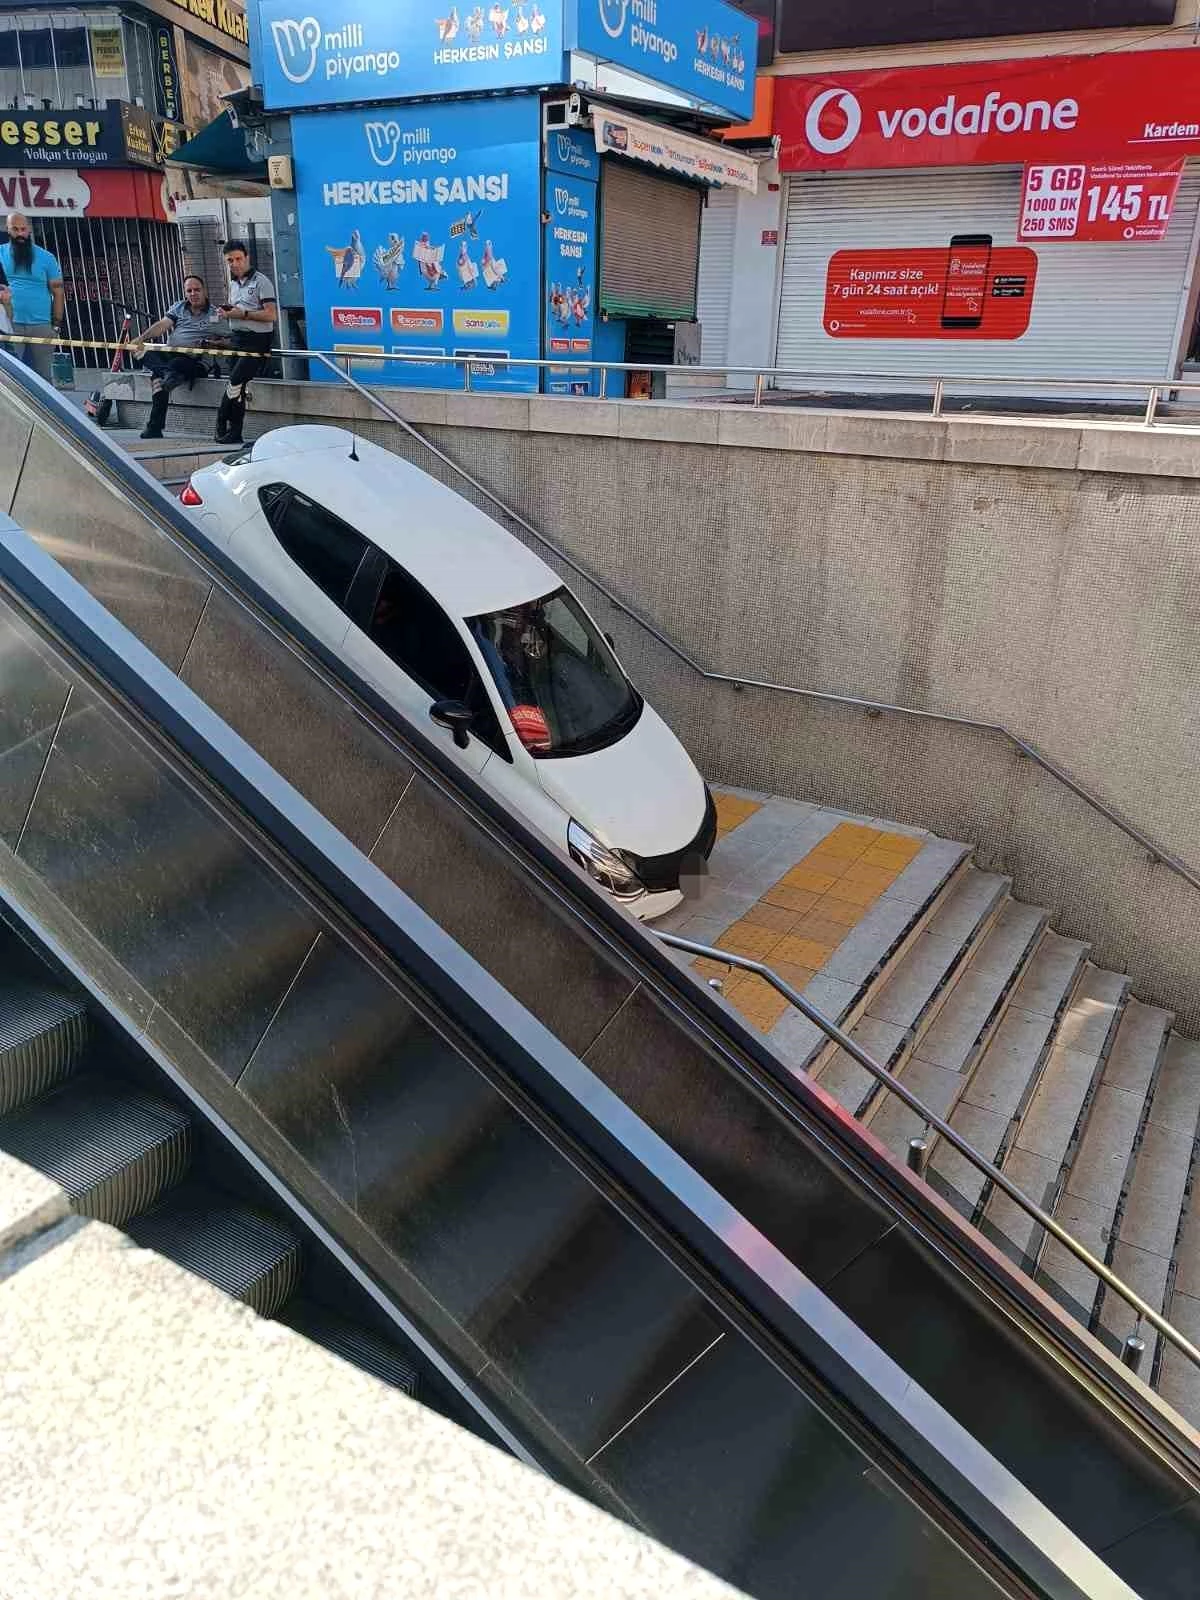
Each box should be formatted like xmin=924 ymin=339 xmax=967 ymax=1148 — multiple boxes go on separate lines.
xmin=696 ymin=188 xmax=738 ymax=369
xmin=775 ymin=166 xmax=1200 ymax=392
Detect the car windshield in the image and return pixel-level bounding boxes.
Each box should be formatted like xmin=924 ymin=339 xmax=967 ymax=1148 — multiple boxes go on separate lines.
xmin=467 ymin=588 xmax=642 ymax=758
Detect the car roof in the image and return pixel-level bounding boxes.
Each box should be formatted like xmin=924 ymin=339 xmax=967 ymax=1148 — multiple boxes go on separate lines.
xmin=241 ymin=426 xmax=560 ymax=617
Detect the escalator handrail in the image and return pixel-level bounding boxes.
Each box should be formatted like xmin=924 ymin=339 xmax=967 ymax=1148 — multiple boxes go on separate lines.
xmin=2 ymin=351 xmax=1198 ymax=1483
xmin=0 ymin=514 xmax=1137 ymax=1600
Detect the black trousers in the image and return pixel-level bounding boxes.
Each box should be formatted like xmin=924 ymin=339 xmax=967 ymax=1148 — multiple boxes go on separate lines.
xmin=224 ymin=334 xmax=273 ymax=396
xmin=142 ymin=351 xmax=206 ymax=394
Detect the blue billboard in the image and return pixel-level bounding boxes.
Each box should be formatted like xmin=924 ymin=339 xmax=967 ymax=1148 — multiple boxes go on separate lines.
xmin=568 ymin=0 xmax=756 ymax=123
xmin=256 ymin=0 xmax=567 ymax=110
xmin=542 ymin=132 xmax=598 ymax=396
xmin=293 ymin=96 xmax=542 ymax=393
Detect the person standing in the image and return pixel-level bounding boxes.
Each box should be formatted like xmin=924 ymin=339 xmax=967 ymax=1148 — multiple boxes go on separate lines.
xmin=0 ymin=212 xmax=65 ymax=382
xmin=0 ymin=258 xmax=11 ymax=336
xmin=215 ymin=241 xmax=276 ymax=446
xmin=132 ymin=274 xmax=227 ymax=439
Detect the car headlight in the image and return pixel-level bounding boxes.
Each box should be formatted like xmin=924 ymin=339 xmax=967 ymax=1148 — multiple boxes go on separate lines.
xmin=567 ymin=819 xmax=644 ymax=899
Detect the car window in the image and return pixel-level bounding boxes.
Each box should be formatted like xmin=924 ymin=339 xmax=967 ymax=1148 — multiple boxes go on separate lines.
xmin=366 ymin=559 xmax=508 ymax=759
xmin=260 ymin=485 xmax=369 ymax=607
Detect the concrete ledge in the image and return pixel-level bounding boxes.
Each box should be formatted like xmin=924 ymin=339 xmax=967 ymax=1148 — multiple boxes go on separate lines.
xmin=113 ymin=374 xmax=1200 ymax=481
xmin=0 ymin=1218 xmax=747 ymax=1600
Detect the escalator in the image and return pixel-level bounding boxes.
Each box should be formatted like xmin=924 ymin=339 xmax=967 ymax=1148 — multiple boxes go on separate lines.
xmin=2 ymin=350 xmax=1199 ymax=1596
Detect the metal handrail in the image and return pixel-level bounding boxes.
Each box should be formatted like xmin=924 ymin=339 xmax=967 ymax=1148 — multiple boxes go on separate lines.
xmin=299 ymin=349 xmax=1200 ymax=1390
xmin=659 ymin=931 xmax=1200 ymax=1380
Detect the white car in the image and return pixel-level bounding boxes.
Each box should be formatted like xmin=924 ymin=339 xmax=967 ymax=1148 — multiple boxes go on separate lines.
xmin=181 ymin=426 xmax=714 ymax=919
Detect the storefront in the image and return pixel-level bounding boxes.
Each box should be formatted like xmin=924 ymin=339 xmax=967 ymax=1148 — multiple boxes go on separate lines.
xmin=245 ymin=0 xmax=757 ymax=394
xmin=771 ymin=48 xmax=1200 ymax=392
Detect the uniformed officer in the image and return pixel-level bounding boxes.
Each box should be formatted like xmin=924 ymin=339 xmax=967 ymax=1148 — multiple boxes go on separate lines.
xmin=215 ymin=240 xmax=277 ymax=446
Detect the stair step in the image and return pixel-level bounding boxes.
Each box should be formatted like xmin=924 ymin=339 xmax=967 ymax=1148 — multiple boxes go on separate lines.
xmin=929 ymin=932 xmax=1089 ymax=1212
xmin=0 ymin=1076 xmax=191 ymax=1226
xmin=280 ymin=1301 xmax=419 ymax=1395
xmin=982 ymin=965 xmax=1129 ymax=1261
xmin=125 ymin=1187 xmax=302 ymax=1317
xmin=0 ymin=982 xmax=89 ymax=1114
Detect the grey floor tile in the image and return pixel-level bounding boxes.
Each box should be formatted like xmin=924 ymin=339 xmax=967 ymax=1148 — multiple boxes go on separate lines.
xmin=866 ymin=1058 xmax=962 ymax=1162
xmin=1157 ymin=1291 xmax=1200 ymax=1423
xmin=815 ymin=1016 xmax=907 ymax=1117
xmin=866 ymin=931 xmax=965 ymax=1028
xmin=1150 ymin=1036 xmax=1200 ymax=1137
xmin=1040 ymin=1191 xmax=1111 ymax=1320
xmin=822 ymin=898 xmax=921 ymax=985
xmin=1013 ymin=1042 xmax=1100 ymax=1166
xmin=915 ymin=966 xmax=1015 ymax=1074
xmin=1063 ymin=1084 xmax=1143 ymax=1211
xmin=881 ymin=841 xmax=971 ymax=908
xmin=985 ymin=1145 xmax=1060 ymax=1262
xmin=932 ymin=1101 xmax=1010 ymax=1212
xmin=1118 ymin=1120 xmax=1194 ymax=1258
xmin=965 ymin=902 xmax=1045 ymax=980
xmin=1172 ymin=1205 xmax=1200 ymax=1302
xmin=1009 ymin=931 xmax=1089 ymax=1019
xmin=1099 ymin=1240 xmax=1170 ymax=1345
xmin=922 ymin=868 xmax=1009 ymax=947
xmin=1103 ymin=999 xmax=1173 ymax=1098
xmin=958 ymin=1005 xmax=1057 ymax=1119
xmin=1054 ymin=966 xmax=1128 ymax=1057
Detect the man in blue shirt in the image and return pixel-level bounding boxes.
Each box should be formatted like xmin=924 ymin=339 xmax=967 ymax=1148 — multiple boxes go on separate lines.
xmin=1 ymin=212 xmax=65 ymax=383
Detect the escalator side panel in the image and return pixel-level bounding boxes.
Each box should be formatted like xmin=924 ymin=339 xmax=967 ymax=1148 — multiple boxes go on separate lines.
xmin=0 ymin=619 xmax=71 ymax=851
xmin=12 ymin=423 xmax=210 ymax=675
xmin=0 ymin=400 xmax=30 ymax=512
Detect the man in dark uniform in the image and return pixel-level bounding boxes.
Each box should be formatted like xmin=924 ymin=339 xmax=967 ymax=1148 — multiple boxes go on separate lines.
xmin=215 ymin=240 xmax=277 ymax=446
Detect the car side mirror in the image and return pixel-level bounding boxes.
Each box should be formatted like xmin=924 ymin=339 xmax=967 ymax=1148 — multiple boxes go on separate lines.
xmin=430 ymin=699 xmax=474 ymax=749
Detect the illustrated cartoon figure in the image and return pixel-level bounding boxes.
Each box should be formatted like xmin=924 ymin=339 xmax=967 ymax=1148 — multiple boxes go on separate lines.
xmin=413 ymin=232 xmax=447 ymax=290
xmin=488 ymin=3 xmax=508 ymax=37
xmin=453 ymin=208 xmax=483 ymax=241
xmin=529 ymin=1 xmax=545 ymax=31
xmin=466 ymin=5 xmax=485 ymax=40
xmin=457 ymin=239 xmax=479 ymax=290
xmin=373 ymin=233 xmax=406 ymax=289
xmin=571 ymin=285 xmax=591 ymax=325
xmin=548 ymin=283 xmax=569 ymax=328
xmin=481 ymin=239 xmax=507 ymax=290
xmin=697 ymin=27 xmax=707 ymax=53
xmin=325 ymin=228 xmax=365 ymax=289
xmin=514 ymin=2 xmax=529 ymax=32
xmin=436 ymin=7 xmax=459 ymax=41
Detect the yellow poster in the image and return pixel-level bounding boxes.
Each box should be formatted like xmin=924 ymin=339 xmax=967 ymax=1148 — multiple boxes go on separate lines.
xmin=90 ymin=27 xmax=125 ymax=78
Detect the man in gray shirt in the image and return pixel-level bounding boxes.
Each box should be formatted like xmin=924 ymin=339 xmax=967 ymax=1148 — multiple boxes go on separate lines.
xmin=215 ymin=240 xmax=277 ymax=446
xmin=133 ymin=274 xmax=227 ymax=439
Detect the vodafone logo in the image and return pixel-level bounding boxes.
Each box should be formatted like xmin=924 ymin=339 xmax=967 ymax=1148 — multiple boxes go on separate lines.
xmin=806 ymin=88 xmax=862 ymax=156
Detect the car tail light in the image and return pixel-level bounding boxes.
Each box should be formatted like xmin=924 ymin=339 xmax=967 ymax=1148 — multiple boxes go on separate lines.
xmin=179 ymin=481 xmax=203 ymax=506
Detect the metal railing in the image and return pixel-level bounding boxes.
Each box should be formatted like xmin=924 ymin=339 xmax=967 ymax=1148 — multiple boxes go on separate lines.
xmin=658 ymin=931 xmax=1200 ymax=1384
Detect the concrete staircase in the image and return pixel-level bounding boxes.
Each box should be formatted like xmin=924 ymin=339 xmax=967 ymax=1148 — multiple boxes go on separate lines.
xmin=669 ymin=797 xmax=1200 ymax=1430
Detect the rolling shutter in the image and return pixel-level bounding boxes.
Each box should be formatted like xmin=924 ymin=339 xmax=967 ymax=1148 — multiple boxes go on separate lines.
xmin=600 ymin=161 xmax=702 ymax=321
xmin=696 ymin=187 xmax=738 ymax=368
xmin=775 ymin=165 xmax=1200 ymax=391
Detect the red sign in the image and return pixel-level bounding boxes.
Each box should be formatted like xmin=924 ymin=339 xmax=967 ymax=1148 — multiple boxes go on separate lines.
xmin=776 ymin=48 xmax=1200 ymax=172
xmin=1019 ymin=159 xmax=1183 ymax=241
xmin=823 ymin=246 xmax=1038 ymax=339
xmin=331 ymin=306 xmax=383 ymax=332
xmin=391 ymin=307 xmax=443 ymax=335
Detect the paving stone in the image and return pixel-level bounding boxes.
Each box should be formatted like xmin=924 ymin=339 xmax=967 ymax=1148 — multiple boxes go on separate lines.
xmin=1038 ymin=1192 xmax=1111 ymax=1322
xmin=914 ymin=907 xmax=1035 ymax=1075
xmin=984 ymin=1146 xmax=1060 ymax=1263
xmin=1102 ymin=1000 xmax=1173 ymax=1099
xmin=1053 ymin=966 xmax=1128 ymax=1058
xmin=1149 ymin=1036 xmax=1200 ymax=1137
xmin=821 ymin=896 xmax=923 ymax=986
xmin=1009 ymin=932 xmax=1089 ymax=1020
xmin=1157 ymin=1291 xmax=1200 ymax=1424
xmin=967 ymin=903 xmax=1046 ymax=979
xmin=0 ymin=1149 xmax=69 ymax=1256
xmin=957 ymin=1005 xmax=1058 ymax=1119
xmin=1172 ymin=1202 xmax=1200 ymax=1302
xmin=866 ymin=1057 xmax=962 ymax=1163
xmin=1063 ymin=1085 xmax=1143 ymax=1211
xmin=866 ymin=931 xmax=966 ymax=1028
xmin=1012 ymin=1042 xmax=1100 ymax=1166
xmin=931 ymin=1102 xmax=1010 ymax=1213
xmin=1099 ymin=1240 xmax=1171 ymax=1347
xmin=879 ymin=840 xmax=970 ymax=908
xmin=814 ymin=1016 xmax=906 ymax=1117
xmin=921 ymin=868 xmax=1009 ymax=947
xmin=1117 ymin=1120 xmax=1194 ymax=1259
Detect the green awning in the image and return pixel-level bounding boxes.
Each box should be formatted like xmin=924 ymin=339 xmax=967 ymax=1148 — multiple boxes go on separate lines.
xmin=168 ymin=110 xmax=266 ymax=177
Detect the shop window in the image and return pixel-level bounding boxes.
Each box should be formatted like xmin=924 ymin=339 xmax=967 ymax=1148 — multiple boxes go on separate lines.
xmin=53 ymin=28 xmax=90 ymax=69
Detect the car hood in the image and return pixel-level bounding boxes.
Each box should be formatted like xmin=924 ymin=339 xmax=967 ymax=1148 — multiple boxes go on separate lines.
xmin=533 ymin=702 xmax=707 ymax=857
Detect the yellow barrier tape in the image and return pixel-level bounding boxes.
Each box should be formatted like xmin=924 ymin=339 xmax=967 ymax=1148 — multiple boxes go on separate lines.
xmin=0 ymin=331 xmax=250 ymax=360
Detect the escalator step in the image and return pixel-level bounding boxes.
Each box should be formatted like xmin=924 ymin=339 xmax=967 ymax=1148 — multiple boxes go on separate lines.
xmin=0 ymin=984 xmax=88 ymax=1114
xmin=126 ymin=1189 xmax=302 ymax=1317
xmin=281 ymin=1302 xmax=419 ymax=1396
xmin=0 ymin=1076 xmax=190 ymax=1226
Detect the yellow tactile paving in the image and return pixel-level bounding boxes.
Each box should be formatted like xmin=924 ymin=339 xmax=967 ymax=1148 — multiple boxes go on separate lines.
xmin=713 ymin=790 xmax=763 ymax=840
xmin=693 ymin=820 xmax=925 ymax=1034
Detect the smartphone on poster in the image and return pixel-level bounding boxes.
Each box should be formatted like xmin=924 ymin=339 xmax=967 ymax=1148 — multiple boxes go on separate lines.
xmin=941 ymin=234 xmax=993 ymax=329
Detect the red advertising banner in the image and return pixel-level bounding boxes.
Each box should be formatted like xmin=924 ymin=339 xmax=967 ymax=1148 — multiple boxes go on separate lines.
xmin=1019 ymin=159 xmax=1183 ymax=241
xmin=823 ymin=245 xmax=1038 ymax=339
xmin=776 ymin=48 xmax=1200 ymax=172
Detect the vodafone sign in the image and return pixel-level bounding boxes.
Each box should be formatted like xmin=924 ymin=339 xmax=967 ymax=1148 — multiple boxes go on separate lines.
xmin=776 ymin=49 xmax=1200 ymax=172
